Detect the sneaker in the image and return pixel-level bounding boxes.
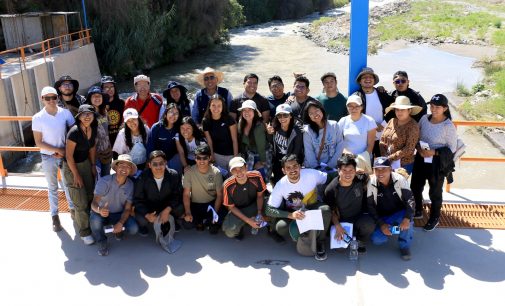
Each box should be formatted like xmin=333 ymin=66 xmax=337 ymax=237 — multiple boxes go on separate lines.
xmin=315 ymin=242 xmax=327 ymax=261
xmin=413 ymin=210 xmax=423 ymax=219
xmin=69 ymin=209 xmax=75 ymax=221
xmin=81 ymin=235 xmax=95 ymax=245
xmin=98 ymin=241 xmax=109 ymax=256
xmin=138 ymin=226 xmax=149 ymax=237
xmin=209 ymin=223 xmax=220 ymax=235
xmin=423 ymin=217 xmax=440 ymax=232
xmin=400 ymin=248 xmax=411 ymax=261
xmin=358 ymin=246 xmax=367 ymax=255
xmin=268 ymin=230 xmax=286 ymax=244
xmin=235 ymin=228 xmax=244 ymax=241
xmin=52 ymin=215 xmax=63 ymax=232
xmin=114 ymin=231 xmax=124 ymax=241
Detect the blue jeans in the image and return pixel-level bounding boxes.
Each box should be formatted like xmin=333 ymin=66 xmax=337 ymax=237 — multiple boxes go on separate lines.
xmin=41 ymin=154 xmax=74 ymax=215
xmin=371 ymin=210 xmax=413 ymax=249
xmin=90 ymin=210 xmax=139 ymax=243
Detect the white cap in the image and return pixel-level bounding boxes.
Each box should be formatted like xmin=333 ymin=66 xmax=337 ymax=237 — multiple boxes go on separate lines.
xmin=123 ymin=108 xmax=139 ymax=122
xmin=41 ymin=86 xmax=57 ymax=97
xmin=346 ymin=95 xmax=363 ymax=106
xmin=275 ymin=103 xmax=292 ymax=115
xmin=134 ymin=74 xmax=150 ymax=85
xmin=228 ymin=156 xmax=246 ymax=171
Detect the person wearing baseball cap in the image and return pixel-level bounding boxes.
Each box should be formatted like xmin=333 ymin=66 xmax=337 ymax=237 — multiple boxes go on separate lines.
xmin=32 ymin=86 xmax=76 ymax=232
xmin=124 ymin=74 xmax=163 ymax=128
xmin=410 ymin=93 xmax=457 ymax=231
xmin=317 ymin=72 xmax=348 ymax=122
xmin=112 ymin=108 xmax=149 ymax=171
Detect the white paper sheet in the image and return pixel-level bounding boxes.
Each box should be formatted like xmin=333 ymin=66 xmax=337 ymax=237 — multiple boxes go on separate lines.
xmin=296 ymin=210 xmax=324 ymax=234
xmin=330 ymin=222 xmax=354 ymax=249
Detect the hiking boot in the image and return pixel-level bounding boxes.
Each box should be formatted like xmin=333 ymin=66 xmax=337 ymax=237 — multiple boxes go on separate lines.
xmin=98 ymin=241 xmax=109 ymax=256
xmin=138 ymin=226 xmax=149 ymax=237
xmin=52 ymin=215 xmax=63 ymax=232
xmin=209 ymin=223 xmax=220 ymax=235
xmin=114 ymin=231 xmax=124 ymax=241
xmin=81 ymin=235 xmax=95 ymax=245
xmin=268 ymin=230 xmax=286 ymax=244
xmin=69 ymin=209 xmax=75 ymax=221
xmin=315 ymin=242 xmax=327 ymax=261
xmin=400 ymin=248 xmax=411 ymax=261
xmin=423 ymin=217 xmax=440 ymax=232
xmin=358 ymin=241 xmax=367 ymax=254
xmin=413 ymin=209 xmax=423 ymax=219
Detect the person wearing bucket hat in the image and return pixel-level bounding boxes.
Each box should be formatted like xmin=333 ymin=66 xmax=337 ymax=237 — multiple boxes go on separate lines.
xmin=324 ymin=154 xmax=375 ymax=255
xmin=352 ymin=67 xmax=394 ymax=157
xmin=101 ymin=76 xmax=125 ymax=146
xmin=163 ymin=81 xmax=191 ymax=118
xmin=237 ymin=100 xmax=270 ymax=181
xmin=63 ymin=103 xmax=98 ymax=246
xmin=86 ymin=86 xmax=112 ymax=177
xmin=410 ymin=93 xmax=457 ymax=231
xmin=32 ymin=86 xmax=76 ymax=232
xmin=267 ymin=103 xmax=304 ymax=185
xmin=54 ymin=75 xmax=86 ymax=117
xmin=192 ymin=67 xmax=233 ymax=124
xmin=265 ymin=154 xmax=331 ymax=261
xmin=125 ymin=74 xmax=163 ymax=128
xmin=317 ymin=72 xmax=348 ymax=122
xmin=389 ymin=71 xmax=427 ymax=122
xmin=90 ymin=154 xmax=139 ymax=256
xmin=367 ymin=156 xmax=416 ymax=261
xmin=379 ymin=96 xmax=421 ymax=174
xmin=230 ymin=73 xmax=271 ymax=123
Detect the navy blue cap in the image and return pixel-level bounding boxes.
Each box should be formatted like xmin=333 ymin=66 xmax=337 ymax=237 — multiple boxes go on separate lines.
xmin=373 ymin=157 xmax=391 ymax=168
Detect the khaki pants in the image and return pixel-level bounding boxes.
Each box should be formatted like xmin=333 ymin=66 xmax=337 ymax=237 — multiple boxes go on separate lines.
xmin=222 ymin=204 xmax=257 ymax=238
xmin=63 ymin=160 xmax=95 ymax=237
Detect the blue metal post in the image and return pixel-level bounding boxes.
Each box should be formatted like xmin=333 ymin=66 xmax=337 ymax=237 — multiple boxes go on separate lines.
xmin=81 ymin=0 xmax=89 ymax=29
xmin=348 ymin=0 xmax=370 ymax=95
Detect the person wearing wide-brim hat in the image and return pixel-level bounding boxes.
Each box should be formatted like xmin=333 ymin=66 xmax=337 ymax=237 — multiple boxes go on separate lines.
xmin=192 ymin=67 xmax=233 ymax=124
xmin=90 ymin=154 xmax=139 ymax=256
xmin=379 ymin=96 xmax=421 ymax=175
xmin=54 ymin=75 xmax=86 ymax=117
xmin=163 ymin=81 xmax=191 ymax=118
xmin=63 ymin=103 xmax=98 ymax=246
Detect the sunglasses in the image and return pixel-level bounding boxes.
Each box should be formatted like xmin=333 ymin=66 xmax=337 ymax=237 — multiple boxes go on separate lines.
xmin=394 ymin=79 xmax=407 ymax=85
xmin=43 ymin=96 xmax=58 ymax=101
xmin=196 ymin=156 xmax=210 ymax=161
xmin=151 ymin=161 xmax=166 ymax=168
xmin=204 ymin=75 xmax=216 ymax=81
xmin=276 ymin=113 xmax=290 ymax=119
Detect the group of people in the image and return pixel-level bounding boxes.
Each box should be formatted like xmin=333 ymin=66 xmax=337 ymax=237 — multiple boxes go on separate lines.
xmin=33 ymin=66 xmax=458 ymax=261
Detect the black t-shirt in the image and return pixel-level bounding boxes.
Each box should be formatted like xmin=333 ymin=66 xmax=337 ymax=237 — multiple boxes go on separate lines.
xmin=273 ymin=128 xmax=289 ymax=157
xmin=223 ymin=171 xmax=266 ymax=208
xmin=230 ymin=93 xmax=270 ymax=117
xmin=376 ymin=183 xmax=404 ymax=217
xmin=267 ymin=93 xmax=290 ymax=118
xmin=66 ymin=125 xmax=97 ymax=163
xmin=324 ymin=177 xmax=365 ymax=221
xmin=289 ymin=96 xmax=317 ymax=123
xmin=202 ymin=116 xmax=236 ymax=155
xmin=107 ymin=98 xmax=125 ymax=146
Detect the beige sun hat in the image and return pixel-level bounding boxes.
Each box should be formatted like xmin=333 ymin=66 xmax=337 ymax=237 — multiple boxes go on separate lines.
xmin=195 ymin=67 xmax=224 ymax=87
xmin=111 ymin=154 xmax=138 ymax=176
xmin=385 ymin=96 xmax=423 ymax=116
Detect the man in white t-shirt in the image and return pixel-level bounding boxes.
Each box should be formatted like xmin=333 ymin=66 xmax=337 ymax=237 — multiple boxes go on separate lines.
xmin=352 ymin=67 xmax=394 ymax=157
xmin=265 ymin=154 xmax=331 ymax=261
xmin=32 ymin=86 xmax=75 ymax=232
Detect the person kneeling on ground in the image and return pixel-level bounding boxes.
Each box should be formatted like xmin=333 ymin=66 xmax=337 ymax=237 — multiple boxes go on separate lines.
xmin=90 ymin=154 xmax=139 ymax=256
xmin=367 ymin=157 xmax=415 ymax=261
xmin=265 ymin=154 xmax=331 ymax=261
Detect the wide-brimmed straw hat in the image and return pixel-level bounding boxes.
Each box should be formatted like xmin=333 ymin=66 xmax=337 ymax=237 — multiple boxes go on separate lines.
xmin=385 ymin=96 xmax=422 ymax=116
xmin=195 ymin=67 xmax=224 ymax=87
xmin=111 ymin=154 xmax=137 ymax=176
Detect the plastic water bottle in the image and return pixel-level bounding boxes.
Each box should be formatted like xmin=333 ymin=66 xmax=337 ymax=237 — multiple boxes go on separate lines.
xmin=247 ymin=153 xmax=255 ymax=171
xmin=349 ymin=237 xmax=358 ymax=260
xmin=251 ymin=214 xmax=262 ymax=235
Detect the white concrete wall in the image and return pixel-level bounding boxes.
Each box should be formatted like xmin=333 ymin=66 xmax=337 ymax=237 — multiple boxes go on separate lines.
xmin=32 ymin=62 xmax=53 ymax=110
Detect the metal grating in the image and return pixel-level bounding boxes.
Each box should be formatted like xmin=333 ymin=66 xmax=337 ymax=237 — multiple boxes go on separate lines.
xmin=0 ymin=188 xmax=69 ymax=212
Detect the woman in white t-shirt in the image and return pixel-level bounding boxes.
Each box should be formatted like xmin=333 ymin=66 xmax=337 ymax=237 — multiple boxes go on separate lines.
xmin=176 ymin=116 xmax=207 ymax=173
xmin=112 ymin=108 xmax=150 ymax=171
xmin=338 ymin=95 xmax=376 ymax=156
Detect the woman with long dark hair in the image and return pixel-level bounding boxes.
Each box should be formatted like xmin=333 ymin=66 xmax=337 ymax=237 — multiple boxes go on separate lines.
xmin=266 ymin=103 xmax=304 ymax=185
xmin=101 ymin=76 xmax=125 ymax=147
xmin=410 ymin=94 xmax=457 ymax=231
xmin=163 ymin=81 xmax=191 ymax=118
xmin=112 ymin=108 xmax=150 ymax=172
xmin=176 ymin=116 xmax=207 ymax=172
xmin=147 ymin=103 xmax=183 ymax=172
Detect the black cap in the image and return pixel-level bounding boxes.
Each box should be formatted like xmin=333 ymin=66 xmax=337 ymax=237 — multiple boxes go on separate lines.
xmin=75 ymin=104 xmax=95 ymax=119
xmin=163 ymin=81 xmax=188 ymax=99
xmin=100 ymin=75 xmax=115 ymax=84
xmin=373 ymin=157 xmax=391 ymax=168
xmin=428 ymin=94 xmax=448 ymax=107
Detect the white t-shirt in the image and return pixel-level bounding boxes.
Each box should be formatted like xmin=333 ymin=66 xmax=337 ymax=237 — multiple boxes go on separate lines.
xmin=338 ymin=114 xmax=376 ymax=155
xmin=112 ymin=127 xmax=150 ymax=165
xmin=268 ymin=169 xmax=327 ymax=211
xmin=365 ymin=90 xmax=383 ymax=140
xmin=32 ymin=107 xmax=74 ymax=155
xmin=154 ymin=177 xmax=164 ymax=191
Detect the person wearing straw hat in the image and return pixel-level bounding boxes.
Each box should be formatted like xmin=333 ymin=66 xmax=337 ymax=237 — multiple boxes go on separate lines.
xmin=90 ymin=154 xmax=139 ymax=256
xmin=32 ymin=86 xmax=76 ymax=232
xmin=125 ymin=74 xmax=163 ymax=128
xmin=390 ymin=71 xmax=427 ymax=122
xmin=230 ymin=73 xmax=271 ymax=123
xmin=379 ymin=96 xmax=421 ymax=174
xmin=192 ymin=67 xmax=233 ymax=124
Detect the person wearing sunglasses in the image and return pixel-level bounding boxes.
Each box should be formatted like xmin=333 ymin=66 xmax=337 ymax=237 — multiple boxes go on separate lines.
xmin=32 ymin=86 xmax=76 ymax=232
xmin=192 ymin=67 xmax=233 ymax=124
xmin=134 ymin=150 xmax=183 ymax=238
xmin=390 ymin=71 xmax=427 ymax=122
xmin=182 ymin=144 xmax=225 ymax=234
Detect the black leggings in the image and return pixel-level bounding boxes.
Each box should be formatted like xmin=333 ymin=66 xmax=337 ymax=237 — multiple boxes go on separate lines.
xmin=410 ymin=154 xmax=445 ymax=219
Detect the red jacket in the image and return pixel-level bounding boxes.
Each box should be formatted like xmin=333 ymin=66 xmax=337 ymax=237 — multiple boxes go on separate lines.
xmin=125 ymin=93 xmax=163 ymax=128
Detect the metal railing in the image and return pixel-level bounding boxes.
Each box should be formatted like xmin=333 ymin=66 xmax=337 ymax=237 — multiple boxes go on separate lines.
xmin=0 ymin=29 xmax=91 ymax=78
